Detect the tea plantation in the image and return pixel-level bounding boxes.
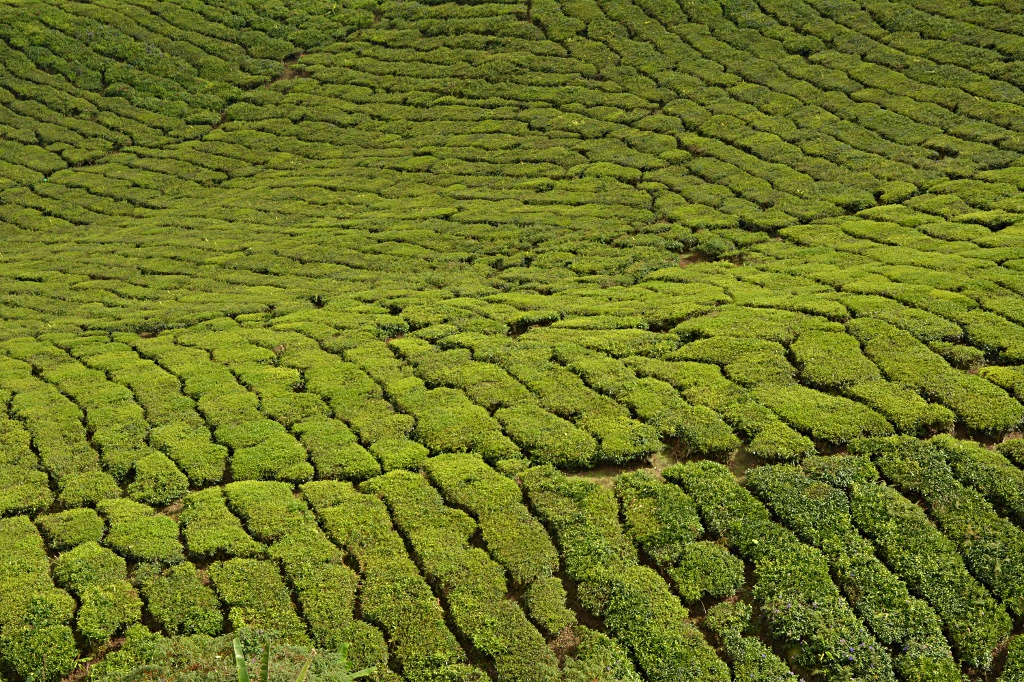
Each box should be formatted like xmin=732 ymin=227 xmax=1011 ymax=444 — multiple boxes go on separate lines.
xmin=2 ymin=0 xmax=1024 ymax=680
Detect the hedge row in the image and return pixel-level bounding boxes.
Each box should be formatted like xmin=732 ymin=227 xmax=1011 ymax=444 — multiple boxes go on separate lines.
xmin=392 ymin=336 xmax=600 ymax=468
xmin=520 ymin=464 xmax=728 ymax=682
xmin=5 ymin=336 xmax=165 ymax=483
xmin=0 ymin=355 xmax=117 ymax=507
xmin=624 ymin=355 xmax=815 ymax=461
xmin=0 ymin=516 xmax=79 ymax=680
xmin=53 ymin=540 xmax=143 ymax=644
xmin=0 ymin=412 xmax=52 ymax=517
xmin=179 ymin=487 xmax=267 ymax=559
xmin=662 ymin=461 xmax=895 ymax=680
xmin=848 ymin=318 xmax=1024 ymax=434
xmin=791 ymin=330 xmax=955 ymax=434
xmin=98 ymin=497 xmax=183 ymax=564
xmin=81 ymin=334 xmax=227 ymax=485
xmin=614 ymin=471 xmax=743 ymax=603
xmin=439 ymin=334 xmax=664 ymax=464
xmin=704 ymin=601 xmax=796 ymax=681
xmin=928 ymin=435 xmax=1024 ymax=526
xmin=745 ymin=463 xmax=960 ymax=679
xmin=423 ymin=453 xmax=560 ymax=586
xmin=303 ymin=480 xmax=480 ymax=682
xmin=553 ymin=343 xmax=739 ymax=457
xmin=348 ymin=341 xmax=522 ymax=462
xmin=847 ymin=479 xmax=1011 ymax=670
xmin=361 ymin=470 xmax=560 ymax=682
xmin=854 ymin=436 xmax=1024 ymax=619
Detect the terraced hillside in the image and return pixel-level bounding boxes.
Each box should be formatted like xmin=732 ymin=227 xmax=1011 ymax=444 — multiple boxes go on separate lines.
xmin=2 ymin=0 xmax=1024 ymax=680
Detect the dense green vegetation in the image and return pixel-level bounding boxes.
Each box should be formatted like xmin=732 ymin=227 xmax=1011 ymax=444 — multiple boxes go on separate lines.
xmin=2 ymin=0 xmax=1024 ymax=680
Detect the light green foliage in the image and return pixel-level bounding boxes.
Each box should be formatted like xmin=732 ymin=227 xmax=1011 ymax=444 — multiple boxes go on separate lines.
xmin=523 ymin=577 xmax=576 ymax=635
xmin=614 ymin=471 xmax=702 ymax=566
xmin=208 ymin=559 xmax=310 ymax=645
xmin=751 ymin=384 xmax=894 ymax=444
xmin=294 ymin=417 xmax=381 ymax=481
xmin=53 ymin=541 xmax=143 ymax=644
xmin=127 ymin=452 xmax=189 ymax=506
xmin=0 ymin=516 xmax=79 ymax=679
xmin=98 ymin=498 xmax=184 ymax=563
xmin=424 ymin=453 xmax=559 ymax=586
xmin=3 ymin=0 xmax=1024 ymax=678
xmin=36 ymin=508 xmax=105 ymax=551
xmin=179 ymin=487 xmax=267 ymax=559
xmin=361 ymin=470 xmax=559 ymax=682
xmin=303 ymin=481 xmax=478 ymax=682
xmin=136 ymin=562 xmax=223 ymax=636
xmin=368 ymin=439 xmax=429 ymax=472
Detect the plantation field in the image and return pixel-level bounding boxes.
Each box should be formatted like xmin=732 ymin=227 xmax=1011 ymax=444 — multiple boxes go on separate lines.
xmin=3 ymin=0 xmax=1024 ymax=679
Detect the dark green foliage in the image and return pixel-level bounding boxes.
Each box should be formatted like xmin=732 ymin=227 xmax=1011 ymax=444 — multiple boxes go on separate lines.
xmin=560 ymin=627 xmax=642 ymax=682
xmin=1003 ymin=636 xmax=1024 ymax=682
xmin=848 ymin=481 xmax=1011 ymax=670
xmin=745 ymin=463 xmax=960 ymax=678
xmin=36 ymin=508 xmax=105 ymax=551
xmin=853 ymin=436 xmax=1024 ymax=619
xmin=704 ymin=602 xmax=795 ymax=681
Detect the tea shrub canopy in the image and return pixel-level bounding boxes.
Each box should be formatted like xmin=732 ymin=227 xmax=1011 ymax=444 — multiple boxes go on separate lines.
xmin=2 ymin=0 xmax=1024 ymax=680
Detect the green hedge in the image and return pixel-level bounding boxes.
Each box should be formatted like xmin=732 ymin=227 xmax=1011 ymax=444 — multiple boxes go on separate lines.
xmin=855 ymin=436 xmax=1024 ymax=620
xmin=745 ymin=463 xmax=960 ymax=679
xmin=179 ymin=487 xmax=267 ymax=559
xmin=424 ymin=453 xmax=559 ymax=587
xmin=848 ymin=480 xmax=1011 ymax=670
xmin=849 ymin=318 xmax=1024 ymax=434
xmin=294 ymin=417 xmax=381 ymax=480
xmin=127 ymin=451 xmax=189 ymax=506
xmin=928 ymin=435 xmax=1024 ymax=526
xmin=361 ymin=470 xmax=560 ymax=682
xmin=36 ymin=508 xmax=105 ymax=551
xmin=135 ymin=562 xmax=222 ymax=636
xmin=0 ymin=516 xmax=79 ymax=680
xmin=208 ymin=558 xmax=309 ymax=644
xmin=98 ymin=498 xmax=184 ymax=563
xmin=704 ymin=601 xmax=796 ymax=681
xmin=302 ymin=481 xmax=479 ymax=682
xmin=663 ymin=461 xmax=895 ymax=680
xmin=53 ymin=541 xmax=143 ymax=644
xmin=521 ymin=465 xmax=729 ymax=682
